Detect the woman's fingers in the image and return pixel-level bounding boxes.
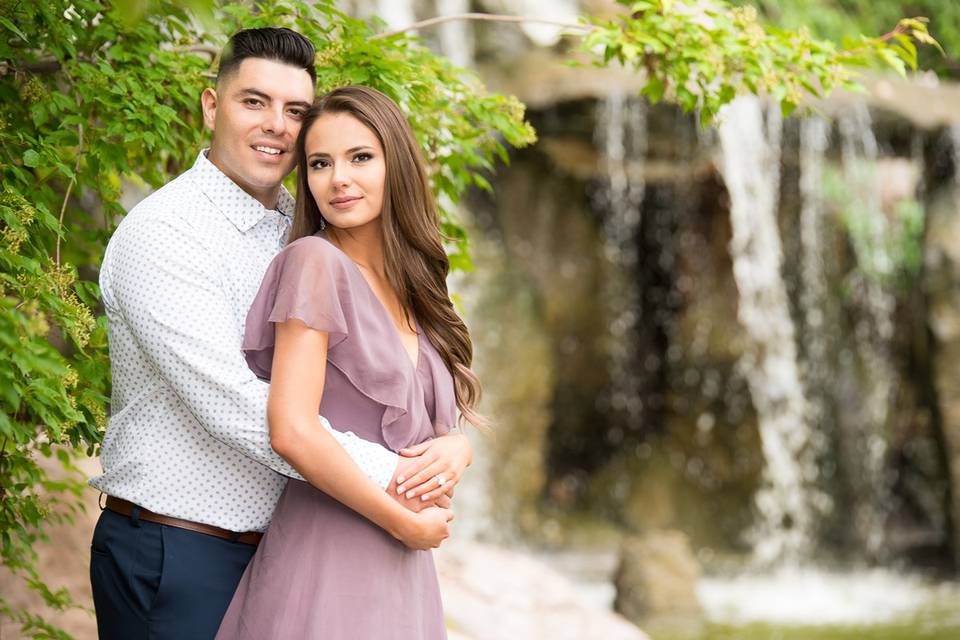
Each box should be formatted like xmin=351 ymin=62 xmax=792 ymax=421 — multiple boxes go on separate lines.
xmin=399 ymin=440 xmax=431 ymax=458
xmin=418 ymin=476 xmax=461 ymax=503
xmin=400 ymin=460 xmax=445 ymax=498
xmin=400 ymin=460 xmax=460 ymax=499
xmin=395 ymin=453 xmax=438 ymax=488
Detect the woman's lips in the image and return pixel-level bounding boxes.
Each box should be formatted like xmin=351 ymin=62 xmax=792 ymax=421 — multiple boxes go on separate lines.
xmin=330 ymin=196 xmax=361 ymax=209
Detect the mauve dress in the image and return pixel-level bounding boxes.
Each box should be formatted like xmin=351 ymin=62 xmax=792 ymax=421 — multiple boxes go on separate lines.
xmin=215 ymin=234 xmax=453 ymax=639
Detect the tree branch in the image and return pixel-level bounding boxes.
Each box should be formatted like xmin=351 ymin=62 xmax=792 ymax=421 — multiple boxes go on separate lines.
xmin=4 ymin=45 xmax=217 ymax=77
xmin=371 ymin=13 xmax=592 ymax=41
xmin=56 ymin=120 xmax=83 ymax=267
xmin=175 ymin=44 xmax=219 ymax=58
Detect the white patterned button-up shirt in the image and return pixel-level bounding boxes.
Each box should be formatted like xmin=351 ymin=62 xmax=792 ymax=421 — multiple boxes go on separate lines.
xmin=90 ymin=151 xmax=399 ymax=532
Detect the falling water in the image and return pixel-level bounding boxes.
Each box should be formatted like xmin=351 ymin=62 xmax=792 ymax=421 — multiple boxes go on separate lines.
xmin=717 ymin=96 xmax=817 ymax=564
xmin=374 ymin=0 xmax=415 ymax=28
xmin=593 ymin=89 xmax=647 ymax=440
xmin=838 ymin=103 xmax=896 ymax=558
xmin=436 ymin=0 xmax=474 ymax=67
xmin=511 ymin=0 xmax=580 ymax=46
xmin=797 ymin=116 xmax=834 ymax=519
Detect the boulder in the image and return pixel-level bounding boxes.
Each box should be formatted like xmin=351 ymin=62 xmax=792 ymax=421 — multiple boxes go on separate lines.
xmin=613 ymin=530 xmax=704 ymax=624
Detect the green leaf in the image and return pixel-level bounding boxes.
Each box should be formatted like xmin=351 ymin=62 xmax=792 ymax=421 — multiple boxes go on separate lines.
xmin=22 ymin=150 xmax=41 ymax=168
xmin=0 ymin=16 xmax=28 ymax=42
xmin=641 ymin=77 xmax=665 ymax=103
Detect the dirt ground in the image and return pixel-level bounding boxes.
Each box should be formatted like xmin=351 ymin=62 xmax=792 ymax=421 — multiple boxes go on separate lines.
xmin=0 ymin=455 xmax=101 ymax=640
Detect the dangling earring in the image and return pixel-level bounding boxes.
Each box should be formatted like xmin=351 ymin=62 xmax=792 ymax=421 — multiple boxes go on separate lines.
xmin=319 ymin=215 xmax=326 ymax=231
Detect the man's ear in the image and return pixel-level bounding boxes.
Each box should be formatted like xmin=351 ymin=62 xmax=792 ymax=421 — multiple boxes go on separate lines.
xmin=200 ymin=87 xmax=218 ymax=132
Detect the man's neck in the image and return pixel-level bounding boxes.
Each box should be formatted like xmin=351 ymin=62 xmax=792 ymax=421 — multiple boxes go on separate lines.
xmin=206 ymin=149 xmax=280 ymax=209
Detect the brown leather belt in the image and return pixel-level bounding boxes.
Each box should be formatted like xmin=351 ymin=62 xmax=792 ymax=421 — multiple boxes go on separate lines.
xmin=104 ymin=496 xmax=263 ymax=546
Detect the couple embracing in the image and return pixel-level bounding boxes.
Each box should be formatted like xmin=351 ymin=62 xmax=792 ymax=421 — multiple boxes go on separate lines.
xmin=89 ymin=26 xmax=482 ymax=640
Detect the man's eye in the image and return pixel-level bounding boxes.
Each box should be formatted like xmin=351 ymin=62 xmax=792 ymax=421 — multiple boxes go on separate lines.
xmin=244 ymin=99 xmax=263 ymax=107
xmin=289 ymin=109 xmax=306 ymax=119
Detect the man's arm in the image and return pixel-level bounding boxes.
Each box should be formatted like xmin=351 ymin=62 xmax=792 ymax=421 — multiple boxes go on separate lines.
xmin=101 ymin=214 xmax=398 ymax=488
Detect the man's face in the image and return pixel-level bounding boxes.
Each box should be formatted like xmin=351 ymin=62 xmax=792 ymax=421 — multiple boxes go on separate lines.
xmin=201 ymin=58 xmax=314 ymax=207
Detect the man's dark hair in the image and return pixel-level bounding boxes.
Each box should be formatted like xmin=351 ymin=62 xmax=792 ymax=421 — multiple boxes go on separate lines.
xmin=217 ymin=27 xmax=317 ymax=85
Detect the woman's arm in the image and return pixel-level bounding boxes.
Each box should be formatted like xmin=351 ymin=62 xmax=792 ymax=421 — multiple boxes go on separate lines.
xmin=268 ymin=318 xmax=453 ymax=550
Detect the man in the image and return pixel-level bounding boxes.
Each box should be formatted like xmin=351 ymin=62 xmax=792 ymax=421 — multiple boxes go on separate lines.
xmin=89 ymin=27 xmax=459 ymax=639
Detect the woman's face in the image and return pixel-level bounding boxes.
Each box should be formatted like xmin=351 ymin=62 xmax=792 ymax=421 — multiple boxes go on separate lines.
xmin=304 ymin=112 xmax=386 ymax=232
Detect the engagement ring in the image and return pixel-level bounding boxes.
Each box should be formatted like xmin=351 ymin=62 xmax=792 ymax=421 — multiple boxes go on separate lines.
xmin=436 ymin=474 xmax=446 ymax=487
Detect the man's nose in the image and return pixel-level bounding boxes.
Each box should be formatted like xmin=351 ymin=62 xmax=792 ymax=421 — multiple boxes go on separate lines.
xmin=261 ymin=105 xmax=286 ymax=135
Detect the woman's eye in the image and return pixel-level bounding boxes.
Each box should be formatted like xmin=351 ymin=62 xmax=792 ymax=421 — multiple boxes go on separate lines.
xmin=353 ymin=152 xmax=372 ymax=163
xmin=308 ymin=159 xmax=329 ymax=170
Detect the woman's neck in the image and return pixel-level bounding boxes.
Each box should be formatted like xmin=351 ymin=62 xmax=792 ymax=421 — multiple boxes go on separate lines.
xmin=325 ymin=223 xmax=386 ymax=278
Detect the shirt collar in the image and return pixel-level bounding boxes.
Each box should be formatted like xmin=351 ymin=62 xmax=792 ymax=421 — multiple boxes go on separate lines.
xmin=190 ymin=150 xmax=295 ymax=232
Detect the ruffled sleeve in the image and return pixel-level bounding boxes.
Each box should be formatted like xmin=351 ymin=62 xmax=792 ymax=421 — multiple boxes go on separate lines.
xmin=243 ymin=236 xmax=352 ymax=380
xmin=243 ymin=234 xmax=440 ymax=453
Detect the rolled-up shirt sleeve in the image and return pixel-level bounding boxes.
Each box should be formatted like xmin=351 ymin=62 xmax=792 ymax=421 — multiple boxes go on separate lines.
xmin=101 ymin=214 xmax=398 ymax=489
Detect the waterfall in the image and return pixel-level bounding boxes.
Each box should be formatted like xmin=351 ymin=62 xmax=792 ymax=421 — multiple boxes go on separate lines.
xmin=797 ymin=115 xmax=833 ymax=520
xmin=593 ymin=89 xmax=647 ymax=441
xmin=436 ymin=0 xmax=474 ymax=67
xmin=375 ymin=0 xmax=415 ymax=28
xmin=717 ymin=96 xmax=817 ymax=564
xmin=499 ymin=0 xmax=580 ymax=46
xmin=838 ymin=103 xmax=896 ymax=559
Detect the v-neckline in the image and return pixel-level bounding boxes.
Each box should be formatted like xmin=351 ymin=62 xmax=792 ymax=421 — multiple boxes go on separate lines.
xmin=330 ymin=242 xmax=421 ymax=371
xmin=361 ymin=274 xmax=421 ymax=370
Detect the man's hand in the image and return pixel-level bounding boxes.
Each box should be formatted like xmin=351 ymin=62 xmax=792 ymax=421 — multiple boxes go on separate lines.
xmin=388 ymin=454 xmax=453 ymax=512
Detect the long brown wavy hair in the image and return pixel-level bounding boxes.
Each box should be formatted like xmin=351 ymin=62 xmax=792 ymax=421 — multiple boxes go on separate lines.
xmin=290 ymin=85 xmax=486 ymax=429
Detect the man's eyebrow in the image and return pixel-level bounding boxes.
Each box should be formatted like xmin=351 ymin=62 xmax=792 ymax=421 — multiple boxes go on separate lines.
xmin=237 ymin=88 xmax=271 ymax=101
xmin=237 ymin=88 xmax=311 ymax=110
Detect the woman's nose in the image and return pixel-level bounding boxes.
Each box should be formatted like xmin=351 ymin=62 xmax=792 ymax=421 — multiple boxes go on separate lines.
xmin=331 ymin=164 xmax=351 ymax=187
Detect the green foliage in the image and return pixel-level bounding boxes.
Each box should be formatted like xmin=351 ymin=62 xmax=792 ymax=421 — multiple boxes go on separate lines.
xmin=582 ymin=0 xmax=940 ymax=123
xmin=0 ymin=0 xmax=532 ymax=635
xmin=0 ymin=1 xmax=208 ymax=632
xmin=733 ymin=0 xmax=960 ymax=78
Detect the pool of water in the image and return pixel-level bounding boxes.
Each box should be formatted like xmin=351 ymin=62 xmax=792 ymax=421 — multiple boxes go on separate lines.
xmin=650 ymin=568 xmax=960 ymax=640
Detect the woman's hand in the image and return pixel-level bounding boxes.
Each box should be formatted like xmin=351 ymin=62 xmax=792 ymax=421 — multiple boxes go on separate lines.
xmin=397 ymin=506 xmax=454 ymax=550
xmin=395 ymin=432 xmax=472 ymax=503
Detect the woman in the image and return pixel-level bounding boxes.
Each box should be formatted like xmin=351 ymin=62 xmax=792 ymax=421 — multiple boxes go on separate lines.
xmin=216 ymin=86 xmax=484 ymax=639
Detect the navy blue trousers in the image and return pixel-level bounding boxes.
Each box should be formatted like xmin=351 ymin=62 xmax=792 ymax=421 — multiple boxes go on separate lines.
xmin=89 ymin=507 xmax=257 ymax=640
